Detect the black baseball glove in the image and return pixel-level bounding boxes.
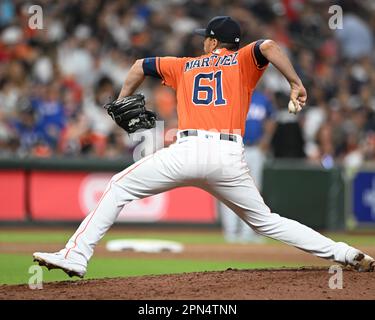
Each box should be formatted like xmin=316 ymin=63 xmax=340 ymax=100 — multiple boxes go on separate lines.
xmin=104 ymin=94 xmax=157 ymax=134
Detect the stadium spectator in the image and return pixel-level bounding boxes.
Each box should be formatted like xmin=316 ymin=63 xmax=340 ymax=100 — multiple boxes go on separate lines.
xmin=0 ymin=0 xmax=374 ymax=169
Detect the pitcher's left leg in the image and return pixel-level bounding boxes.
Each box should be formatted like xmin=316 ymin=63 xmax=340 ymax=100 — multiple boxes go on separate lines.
xmin=211 ymin=173 xmax=374 ymax=270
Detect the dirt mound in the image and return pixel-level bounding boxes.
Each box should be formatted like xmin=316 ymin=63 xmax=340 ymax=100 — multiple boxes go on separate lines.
xmin=1 ymin=268 xmax=374 ymax=300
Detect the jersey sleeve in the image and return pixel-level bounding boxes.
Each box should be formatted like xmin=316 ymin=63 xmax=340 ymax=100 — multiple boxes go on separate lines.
xmin=143 ymin=56 xmax=185 ymax=90
xmin=238 ymin=40 xmax=269 ymax=90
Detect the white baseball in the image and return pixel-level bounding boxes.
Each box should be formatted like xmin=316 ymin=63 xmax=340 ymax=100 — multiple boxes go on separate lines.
xmin=288 ymin=100 xmax=302 ymax=114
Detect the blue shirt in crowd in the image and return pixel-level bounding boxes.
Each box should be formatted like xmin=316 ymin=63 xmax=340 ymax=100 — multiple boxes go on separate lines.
xmin=243 ymin=90 xmax=275 ymax=145
xmin=31 ymin=98 xmax=66 ymax=147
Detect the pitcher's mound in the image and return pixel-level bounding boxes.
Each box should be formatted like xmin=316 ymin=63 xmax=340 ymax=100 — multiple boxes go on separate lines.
xmin=1 ymin=267 xmax=374 ymax=300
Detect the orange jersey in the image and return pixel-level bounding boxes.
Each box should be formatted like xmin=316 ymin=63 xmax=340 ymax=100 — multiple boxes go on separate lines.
xmin=143 ymin=41 xmax=268 ymax=136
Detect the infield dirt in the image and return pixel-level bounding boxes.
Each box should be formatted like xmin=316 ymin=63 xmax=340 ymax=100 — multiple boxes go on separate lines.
xmin=1 ymin=267 xmax=375 ymax=300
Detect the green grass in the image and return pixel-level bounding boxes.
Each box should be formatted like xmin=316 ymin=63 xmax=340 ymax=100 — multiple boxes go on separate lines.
xmin=325 ymin=233 xmax=375 ymax=246
xmin=0 ymin=253 xmax=304 ymax=285
xmin=1 ymin=229 xmax=374 ymax=285
xmin=1 ymin=230 xmax=374 ymax=246
xmin=0 ymin=231 xmax=226 ymax=244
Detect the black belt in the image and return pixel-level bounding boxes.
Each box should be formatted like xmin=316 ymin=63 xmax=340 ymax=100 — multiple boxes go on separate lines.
xmin=179 ymin=130 xmax=237 ymax=142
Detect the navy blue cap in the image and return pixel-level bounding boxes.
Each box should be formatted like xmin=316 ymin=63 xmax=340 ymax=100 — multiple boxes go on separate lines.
xmin=194 ymin=16 xmax=241 ymax=44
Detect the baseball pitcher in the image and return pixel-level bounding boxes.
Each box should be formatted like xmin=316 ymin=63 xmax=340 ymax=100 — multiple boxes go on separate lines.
xmin=33 ymin=16 xmax=374 ymax=277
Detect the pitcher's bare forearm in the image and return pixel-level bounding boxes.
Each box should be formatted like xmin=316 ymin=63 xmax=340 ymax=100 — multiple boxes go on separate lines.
xmin=118 ymin=59 xmax=145 ymax=98
xmin=260 ymin=40 xmax=307 ymax=106
xmin=260 ymin=40 xmax=301 ymax=86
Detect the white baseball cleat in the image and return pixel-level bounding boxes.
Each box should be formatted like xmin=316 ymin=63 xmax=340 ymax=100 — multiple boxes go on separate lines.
xmin=33 ymin=252 xmax=86 ymax=278
xmin=345 ymin=250 xmax=375 ymax=272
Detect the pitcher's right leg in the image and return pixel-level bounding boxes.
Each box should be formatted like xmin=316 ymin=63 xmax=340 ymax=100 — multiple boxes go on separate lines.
xmin=34 ymin=147 xmax=185 ymax=277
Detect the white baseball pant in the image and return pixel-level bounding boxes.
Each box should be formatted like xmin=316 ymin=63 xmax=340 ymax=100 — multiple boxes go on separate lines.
xmin=63 ymin=130 xmax=354 ymax=266
xmin=220 ymin=144 xmax=266 ymax=242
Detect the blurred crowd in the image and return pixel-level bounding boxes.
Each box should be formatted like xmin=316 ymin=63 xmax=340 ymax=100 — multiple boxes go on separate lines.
xmin=0 ymin=0 xmax=375 ymax=167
